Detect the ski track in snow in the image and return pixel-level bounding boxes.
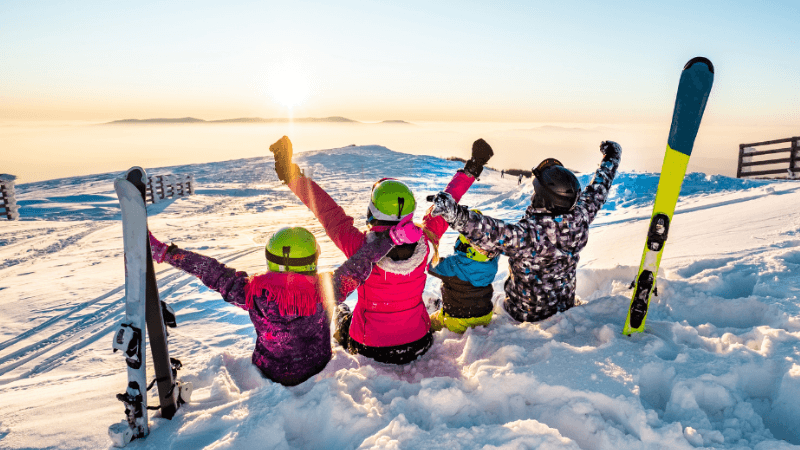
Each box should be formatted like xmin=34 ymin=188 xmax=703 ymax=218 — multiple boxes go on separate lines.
xmin=0 ymin=223 xmax=113 ymax=272
xmin=0 ymin=247 xmax=260 ymax=383
xmin=1 ymin=146 xmax=800 ymax=449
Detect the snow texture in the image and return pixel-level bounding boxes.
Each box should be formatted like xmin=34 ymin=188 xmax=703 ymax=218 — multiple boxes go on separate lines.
xmin=1 ymin=145 xmax=799 ymax=449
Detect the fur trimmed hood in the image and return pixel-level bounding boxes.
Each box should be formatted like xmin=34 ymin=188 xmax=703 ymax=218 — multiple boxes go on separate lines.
xmin=365 ymin=232 xmax=428 ymax=275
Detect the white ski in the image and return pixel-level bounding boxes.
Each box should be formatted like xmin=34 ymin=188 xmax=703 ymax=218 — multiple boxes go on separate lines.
xmin=109 ymin=167 xmax=150 ymax=446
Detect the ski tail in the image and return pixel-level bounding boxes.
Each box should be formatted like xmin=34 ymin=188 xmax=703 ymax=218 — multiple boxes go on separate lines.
xmin=623 ymin=57 xmax=714 ymax=335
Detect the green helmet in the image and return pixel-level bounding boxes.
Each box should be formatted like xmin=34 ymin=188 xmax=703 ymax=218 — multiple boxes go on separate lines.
xmin=366 ymin=178 xmax=416 ymax=225
xmin=453 ymin=209 xmax=492 ymax=262
xmin=265 ymin=227 xmax=319 ymax=274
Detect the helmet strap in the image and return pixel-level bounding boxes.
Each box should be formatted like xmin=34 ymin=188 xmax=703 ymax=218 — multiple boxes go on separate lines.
xmin=282 ymin=246 xmax=291 ymax=268
xmin=532 ymin=193 xmax=546 ymax=209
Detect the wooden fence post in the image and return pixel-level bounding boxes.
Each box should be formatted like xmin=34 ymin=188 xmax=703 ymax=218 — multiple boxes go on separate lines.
xmin=791 ymin=137 xmax=799 ymax=179
xmin=146 ymin=176 xmax=156 ymax=204
xmin=158 ymin=175 xmax=167 ymax=198
xmin=737 ymin=144 xmax=745 ymax=178
xmin=0 ymin=179 xmax=20 ymax=220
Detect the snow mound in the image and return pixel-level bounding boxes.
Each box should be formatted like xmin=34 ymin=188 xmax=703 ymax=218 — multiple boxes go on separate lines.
xmin=1 ymin=146 xmax=799 ymax=449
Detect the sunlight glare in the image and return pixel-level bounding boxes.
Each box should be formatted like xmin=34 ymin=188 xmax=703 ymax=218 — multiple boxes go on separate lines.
xmin=267 ymin=67 xmax=310 ymax=109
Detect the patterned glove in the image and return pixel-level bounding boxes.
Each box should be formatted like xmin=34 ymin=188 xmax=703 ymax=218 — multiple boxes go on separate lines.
xmin=269 ymin=136 xmax=302 ymax=184
xmin=600 ymin=141 xmax=621 ymax=160
xmin=463 ymin=138 xmax=494 ymax=179
xmin=149 ymin=231 xmax=170 ymax=263
xmin=389 ymin=215 xmax=423 ymax=245
xmin=429 ymin=191 xmax=458 ymax=223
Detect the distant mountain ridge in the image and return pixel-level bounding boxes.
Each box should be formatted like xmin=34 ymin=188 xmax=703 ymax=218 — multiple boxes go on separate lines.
xmin=103 ymin=117 xmax=411 ymax=125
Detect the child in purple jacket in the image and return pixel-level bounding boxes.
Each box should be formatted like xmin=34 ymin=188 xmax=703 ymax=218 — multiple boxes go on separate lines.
xmin=148 ymin=222 xmax=421 ymax=386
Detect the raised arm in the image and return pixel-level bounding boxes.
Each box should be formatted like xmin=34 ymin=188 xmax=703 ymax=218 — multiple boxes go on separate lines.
xmin=431 ymin=203 xmax=537 ymax=257
xmin=423 ymin=171 xmax=475 ymax=238
xmin=288 ymin=176 xmax=365 ymax=257
xmin=270 ymin=136 xmax=364 ymax=257
xmin=423 ymin=138 xmax=494 ymax=239
xmin=150 ymin=233 xmax=249 ymax=309
xmin=574 ymin=141 xmax=622 ymax=224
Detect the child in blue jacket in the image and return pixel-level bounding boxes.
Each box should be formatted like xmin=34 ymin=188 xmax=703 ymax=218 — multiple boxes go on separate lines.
xmin=428 ymin=221 xmax=500 ymax=333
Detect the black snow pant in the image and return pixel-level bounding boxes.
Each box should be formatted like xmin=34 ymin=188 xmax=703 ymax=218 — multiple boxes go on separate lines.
xmin=333 ymin=304 xmax=433 ymax=365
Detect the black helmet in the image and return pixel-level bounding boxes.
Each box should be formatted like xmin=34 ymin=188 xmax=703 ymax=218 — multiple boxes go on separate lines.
xmin=531 ymin=158 xmax=580 ymax=214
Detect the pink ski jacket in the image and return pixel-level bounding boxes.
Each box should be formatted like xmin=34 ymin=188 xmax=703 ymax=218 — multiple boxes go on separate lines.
xmin=288 ymin=171 xmax=474 ymax=347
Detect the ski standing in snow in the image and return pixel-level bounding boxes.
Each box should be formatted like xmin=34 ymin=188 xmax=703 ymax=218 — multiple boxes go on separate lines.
xmin=109 ymin=167 xmax=191 ymax=448
xmin=623 ymin=57 xmax=714 ymax=335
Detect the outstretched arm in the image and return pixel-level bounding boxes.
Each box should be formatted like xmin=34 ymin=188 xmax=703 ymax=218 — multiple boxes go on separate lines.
xmin=270 ymin=136 xmax=365 ymax=257
xmin=423 ymin=138 xmax=493 ymax=239
xmin=422 ymin=172 xmax=474 ymax=239
xmin=150 ymin=233 xmax=249 ymax=309
xmin=429 ymin=198 xmax=537 ymax=257
xmin=322 ymin=219 xmax=422 ymax=301
xmin=575 ymin=141 xmax=621 ymax=224
xmin=330 ymin=233 xmax=395 ymax=301
xmin=287 ymin=177 xmax=365 ymax=257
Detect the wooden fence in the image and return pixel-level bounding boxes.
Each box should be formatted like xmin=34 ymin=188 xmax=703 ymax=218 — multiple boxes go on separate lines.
xmin=1 ymin=179 xmax=20 ymax=220
xmin=737 ymin=137 xmax=800 ymax=179
xmin=146 ymin=174 xmax=195 ymax=204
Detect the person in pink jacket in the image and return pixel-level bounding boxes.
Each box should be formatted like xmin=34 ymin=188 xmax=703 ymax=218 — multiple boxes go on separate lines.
xmin=269 ymin=136 xmax=494 ymax=364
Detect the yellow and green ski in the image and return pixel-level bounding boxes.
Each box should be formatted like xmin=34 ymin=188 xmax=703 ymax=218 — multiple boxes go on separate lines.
xmin=623 ymin=57 xmax=714 ymax=335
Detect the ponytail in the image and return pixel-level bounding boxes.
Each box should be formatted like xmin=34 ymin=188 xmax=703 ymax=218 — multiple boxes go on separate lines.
xmin=421 ymin=224 xmax=439 ymax=266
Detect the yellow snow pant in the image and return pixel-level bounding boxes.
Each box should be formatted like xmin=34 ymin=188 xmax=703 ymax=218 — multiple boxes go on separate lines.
xmin=430 ymin=309 xmax=493 ymax=333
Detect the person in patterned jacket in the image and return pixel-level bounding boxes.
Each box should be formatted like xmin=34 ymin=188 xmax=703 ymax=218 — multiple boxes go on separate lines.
xmin=428 ymin=141 xmax=621 ymax=323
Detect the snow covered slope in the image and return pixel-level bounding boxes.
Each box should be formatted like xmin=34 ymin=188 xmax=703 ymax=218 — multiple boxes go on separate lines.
xmin=1 ymin=146 xmax=799 ymax=449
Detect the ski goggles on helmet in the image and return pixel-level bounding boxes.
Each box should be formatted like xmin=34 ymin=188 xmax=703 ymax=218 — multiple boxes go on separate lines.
xmin=532 ymin=158 xmax=564 ymax=179
xmin=265 ymin=227 xmax=320 ymax=275
xmin=454 ymin=234 xmax=490 ymax=262
xmin=265 ymin=245 xmax=319 ymax=274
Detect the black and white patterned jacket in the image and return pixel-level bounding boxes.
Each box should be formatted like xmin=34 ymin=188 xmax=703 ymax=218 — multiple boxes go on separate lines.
xmin=446 ymin=152 xmax=620 ymax=322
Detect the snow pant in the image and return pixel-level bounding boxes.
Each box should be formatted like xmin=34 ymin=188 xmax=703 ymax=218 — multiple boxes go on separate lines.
xmin=333 ymin=304 xmax=433 ymax=365
xmin=503 ymin=292 xmax=575 ymax=323
xmin=255 ymin=355 xmax=330 ymax=387
xmin=429 ymin=309 xmax=493 ymax=334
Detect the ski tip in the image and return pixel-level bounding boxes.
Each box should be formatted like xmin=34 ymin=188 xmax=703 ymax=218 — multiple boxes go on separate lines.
xmin=684 ymin=57 xmax=714 ymax=74
xmin=125 ymin=167 xmax=147 ymax=185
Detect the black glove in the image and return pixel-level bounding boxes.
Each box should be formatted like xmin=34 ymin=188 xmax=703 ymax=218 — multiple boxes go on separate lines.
xmin=600 ymin=141 xmax=621 ymax=160
xmin=269 ymin=136 xmax=302 ymax=184
xmin=463 ymin=138 xmax=494 ymax=179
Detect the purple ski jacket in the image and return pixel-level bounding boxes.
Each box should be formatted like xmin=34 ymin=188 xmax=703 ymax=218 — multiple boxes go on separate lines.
xmin=161 ymin=235 xmax=394 ymax=386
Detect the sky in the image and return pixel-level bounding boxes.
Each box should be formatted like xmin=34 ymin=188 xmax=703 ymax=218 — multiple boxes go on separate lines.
xmin=2 ymin=0 xmax=799 ymax=126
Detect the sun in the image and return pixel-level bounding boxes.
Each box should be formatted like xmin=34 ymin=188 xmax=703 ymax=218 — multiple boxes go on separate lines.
xmin=267 ymin=66 xmax=310 ymax=110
